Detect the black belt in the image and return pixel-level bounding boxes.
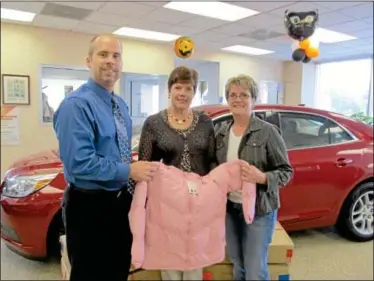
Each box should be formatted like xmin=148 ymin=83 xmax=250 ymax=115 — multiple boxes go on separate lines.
xmin=69 ymin=184 xmax=125 ymax=195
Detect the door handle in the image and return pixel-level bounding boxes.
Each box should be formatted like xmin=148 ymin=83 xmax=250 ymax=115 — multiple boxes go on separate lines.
xmin=335 ymin=158 xmax=353 ymax=167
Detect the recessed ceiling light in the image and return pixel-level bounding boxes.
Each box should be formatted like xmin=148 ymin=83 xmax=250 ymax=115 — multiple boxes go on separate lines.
xmin=163 ymin=2 xmax=259 ymax=21
xmin=113 ymin=27 xmax=180 ymax=42
xmin=222 ymin=45 xmax=274 ymax=55
xmin=1 ymin=8 xmax=36 ymax=22
xmin=316 ymin=28 xmax=356 ymax=43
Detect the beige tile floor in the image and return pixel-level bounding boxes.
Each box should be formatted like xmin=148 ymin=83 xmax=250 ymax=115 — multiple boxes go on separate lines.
xmin=1 ymin=227 xmax=373 ymax=280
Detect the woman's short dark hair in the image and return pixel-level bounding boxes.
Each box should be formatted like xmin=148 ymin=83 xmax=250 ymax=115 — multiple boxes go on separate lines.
xmin=168 ymin=66 xmax=199 ymax=93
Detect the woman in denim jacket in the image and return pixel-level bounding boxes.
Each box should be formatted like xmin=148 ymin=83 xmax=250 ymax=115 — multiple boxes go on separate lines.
xmin=216 ymin=75 xmax=294 ymax=280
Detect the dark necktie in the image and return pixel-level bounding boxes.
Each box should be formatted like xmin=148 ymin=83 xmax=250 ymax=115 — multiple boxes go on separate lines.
xmin=111 ymin=95 xmax=134 ymax=195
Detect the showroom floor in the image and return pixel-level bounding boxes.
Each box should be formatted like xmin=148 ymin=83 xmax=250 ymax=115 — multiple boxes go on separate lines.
xmin=1 ymin=227 xmax=373 ymax=280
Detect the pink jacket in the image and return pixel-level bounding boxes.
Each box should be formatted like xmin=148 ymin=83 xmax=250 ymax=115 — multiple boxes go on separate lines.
xmin=129 ymin=159 xmax=256 ymax=271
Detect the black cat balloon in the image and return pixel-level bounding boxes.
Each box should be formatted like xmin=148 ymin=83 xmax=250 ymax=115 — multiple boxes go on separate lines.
xmin=284 ymin=9 xmax=321 ymax=63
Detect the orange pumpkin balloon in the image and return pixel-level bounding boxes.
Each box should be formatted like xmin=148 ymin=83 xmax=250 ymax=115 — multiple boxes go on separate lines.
xmin=305 ymin=46 xmax=320 ymax=58
xmin=174 ymin=36 xmax=195 ymax=59
xmin=298 ymin=39 xmax=310 ymax=50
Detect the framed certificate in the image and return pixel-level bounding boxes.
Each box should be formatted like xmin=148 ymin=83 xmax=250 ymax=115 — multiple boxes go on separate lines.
xmin=2 ymin=74 xmax=30 ymax=105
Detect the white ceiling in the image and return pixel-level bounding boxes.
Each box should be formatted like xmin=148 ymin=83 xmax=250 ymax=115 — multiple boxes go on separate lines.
xmin=1 ymin=0 xmax=373 ymax=62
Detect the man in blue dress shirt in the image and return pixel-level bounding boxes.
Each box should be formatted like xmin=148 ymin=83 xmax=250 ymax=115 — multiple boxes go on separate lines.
xmin=53 ymin=34 xmax=158 ymax=281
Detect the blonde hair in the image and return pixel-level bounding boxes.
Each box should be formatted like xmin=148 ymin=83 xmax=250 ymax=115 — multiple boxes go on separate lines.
xmin=225 ymin=75 xmax=258 ymax=101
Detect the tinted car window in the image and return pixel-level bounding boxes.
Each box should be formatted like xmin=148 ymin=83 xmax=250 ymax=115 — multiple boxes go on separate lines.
xmin=213 ymin=111 xmax=280 ymax=132
xmin=213 ymin=115 xmax=233 ymax=132
xmin=279 ymin=112 xmax=353 ymax=149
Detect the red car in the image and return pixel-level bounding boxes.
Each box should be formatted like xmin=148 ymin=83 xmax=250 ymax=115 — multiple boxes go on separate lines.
xmin=1 ymin=104 xmax=373 ymax=260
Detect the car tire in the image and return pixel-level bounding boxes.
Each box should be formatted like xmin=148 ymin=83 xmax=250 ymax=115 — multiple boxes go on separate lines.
xmin=336 ymin=181 xmax=374 ymax=242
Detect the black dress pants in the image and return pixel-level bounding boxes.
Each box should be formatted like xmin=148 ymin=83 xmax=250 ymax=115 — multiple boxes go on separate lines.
xmin=63 ymin=185 xmax=133 ymax=281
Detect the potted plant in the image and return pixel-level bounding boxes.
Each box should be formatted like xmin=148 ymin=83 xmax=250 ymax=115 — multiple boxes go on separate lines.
xmin=350 ymin=111 xmax=373 ymax=125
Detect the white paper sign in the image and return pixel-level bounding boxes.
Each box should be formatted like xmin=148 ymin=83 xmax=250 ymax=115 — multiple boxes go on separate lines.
xmin=1 ymin=105 xmax=20 ymax=145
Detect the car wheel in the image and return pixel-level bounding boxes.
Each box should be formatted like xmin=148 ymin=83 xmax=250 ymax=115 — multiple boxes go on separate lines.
xmin=336 ymin=181 xmax=374 ymax=242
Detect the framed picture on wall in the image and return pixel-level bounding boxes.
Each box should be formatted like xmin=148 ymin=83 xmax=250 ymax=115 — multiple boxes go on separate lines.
xmin=2 ymin=74 xmax=30 ymax=105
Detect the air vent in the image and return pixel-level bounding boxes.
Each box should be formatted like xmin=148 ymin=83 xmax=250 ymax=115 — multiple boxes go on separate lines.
xmin=40 ymin=3 xmax=92 ymax=20
xmin=241 ymin=29 xmax=284 ymax=41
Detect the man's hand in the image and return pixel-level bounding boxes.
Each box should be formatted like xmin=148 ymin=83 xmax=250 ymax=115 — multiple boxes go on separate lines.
xmin=129 ymin=161 xmax=159 ymax=182
xmin=240 ymin=162 xmax=267 ymax=184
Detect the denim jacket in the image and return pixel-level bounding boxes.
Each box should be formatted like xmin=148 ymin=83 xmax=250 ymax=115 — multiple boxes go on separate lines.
xmin=215 ymin=115 xmax=294 ymax=215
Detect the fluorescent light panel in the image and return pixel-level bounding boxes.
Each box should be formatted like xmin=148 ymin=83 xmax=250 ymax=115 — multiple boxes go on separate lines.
xmin=1 ymin=8 xmax=35 ymax=22
xmin=222 ymin=45 xmax=274 ymax=55
xmin=316 ymin=27 xmax=356 ymax=43
xmin=163 ymin=1 xmax=259 ymax=21
xmin=113 ymin=27 xmax=180 ymax=42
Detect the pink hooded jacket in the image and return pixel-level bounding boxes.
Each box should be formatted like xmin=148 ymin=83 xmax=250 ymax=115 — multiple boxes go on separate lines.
xmin=129 ymin=159 xmax=256 ymax=271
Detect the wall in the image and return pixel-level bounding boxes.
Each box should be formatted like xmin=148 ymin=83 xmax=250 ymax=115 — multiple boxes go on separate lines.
xmin=0 ymin=22 xmax=284 ymax=177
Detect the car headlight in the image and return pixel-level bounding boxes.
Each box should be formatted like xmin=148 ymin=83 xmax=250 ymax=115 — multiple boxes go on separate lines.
xmin=2 ymin=173 xmax=57 ymax=198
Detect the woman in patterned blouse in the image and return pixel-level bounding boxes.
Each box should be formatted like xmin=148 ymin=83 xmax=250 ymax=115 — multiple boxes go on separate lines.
xmin=137 ymin=66 xmax=216 ymax=281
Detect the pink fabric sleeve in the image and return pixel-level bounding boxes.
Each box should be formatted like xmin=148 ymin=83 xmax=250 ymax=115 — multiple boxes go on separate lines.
xmin=226 ymin=160 xmax=257 ymax=225
xmin=129 ymin=180 xmax=148 ymax=269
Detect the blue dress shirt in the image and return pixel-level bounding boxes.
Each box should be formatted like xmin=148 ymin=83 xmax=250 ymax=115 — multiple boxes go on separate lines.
xmin=53 ymin=78 xmax=132 ymax=191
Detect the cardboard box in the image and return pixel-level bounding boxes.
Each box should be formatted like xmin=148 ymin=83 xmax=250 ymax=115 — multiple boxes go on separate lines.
xmin=223 ymin=221 xmax=294 ymax=265
xmin=129 ymin=264 xmax=290 ymax=281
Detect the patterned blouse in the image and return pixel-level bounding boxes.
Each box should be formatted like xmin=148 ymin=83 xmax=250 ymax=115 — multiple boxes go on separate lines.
xmin=137 ymin=109 xmax=216 ymax=176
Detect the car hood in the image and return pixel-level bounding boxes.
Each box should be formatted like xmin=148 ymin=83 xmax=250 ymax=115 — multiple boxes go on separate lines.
xmin=10 ymin=149 xmax=62 ymax=169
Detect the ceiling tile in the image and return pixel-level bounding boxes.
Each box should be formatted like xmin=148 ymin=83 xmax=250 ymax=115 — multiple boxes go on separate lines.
xmin=328 ymin=20 xmax=372 ymax=33
xmin=144 ymin=7 xmax=195 ymax=24
xmin=210 ymin=23 xmax=253 ymax=36
xmin=267 ymin=24 xmax=288 ymax=35
xmin=138 ymin=0 xmax=169 ymax=7
xmin=46 ymin=1 xmax=105 ymax=10
xmin=117 ymin=19 xmax=184 ymax=36
xmin=351 ymin=29 xmax=374 ymax=39
xmin=99 ymin=2 xmax=158 ymax=18
xmin=228 ymin=1 xmax=296 ymax=13
xmin=32 ymin=14 xmax=79 ymax=30
xmin=0 ymin=1 xmax=46 ymax=13
xmin=84 ymin=11 xmax=134 ymax=27
xmin=305 ymin=0 xmax=366 ymax=10
xmin=317 ymin=11 xmax=357 ymax=27
xmin=240 ymin=40 xmax=277 ymax=51
xmin=192 ymin=31 xmax=231 ymax=43
xmin=178 ymin=16 xmax=226 ymax=29
xmin=331 ymin=38 xmax=372 ymax=49
xmin=166 ymin=25 xmax=203 ymax=36
xmin=237 ymin=12 xmax=284 ymax=28
xmin=363 ymin=17 xmax=373 ymax=24
xmin=73 ymin=22 xmax=120 ymax=35
xmin=223 ymin=35 xmax=257 ymax=46
xmin=269 ymin=2 xmax=331 ymax=17
xmin=337 ymin=3 xmax=373 ymax=19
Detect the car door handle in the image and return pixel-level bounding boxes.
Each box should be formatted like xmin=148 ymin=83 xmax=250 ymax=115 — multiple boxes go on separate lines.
xmin=335 ymin=158 xmax=353 ymax=167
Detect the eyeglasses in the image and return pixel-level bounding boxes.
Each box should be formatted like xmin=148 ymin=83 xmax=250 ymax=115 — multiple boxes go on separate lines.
xmin=228 ymin=93 xmax=250 ymax=100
